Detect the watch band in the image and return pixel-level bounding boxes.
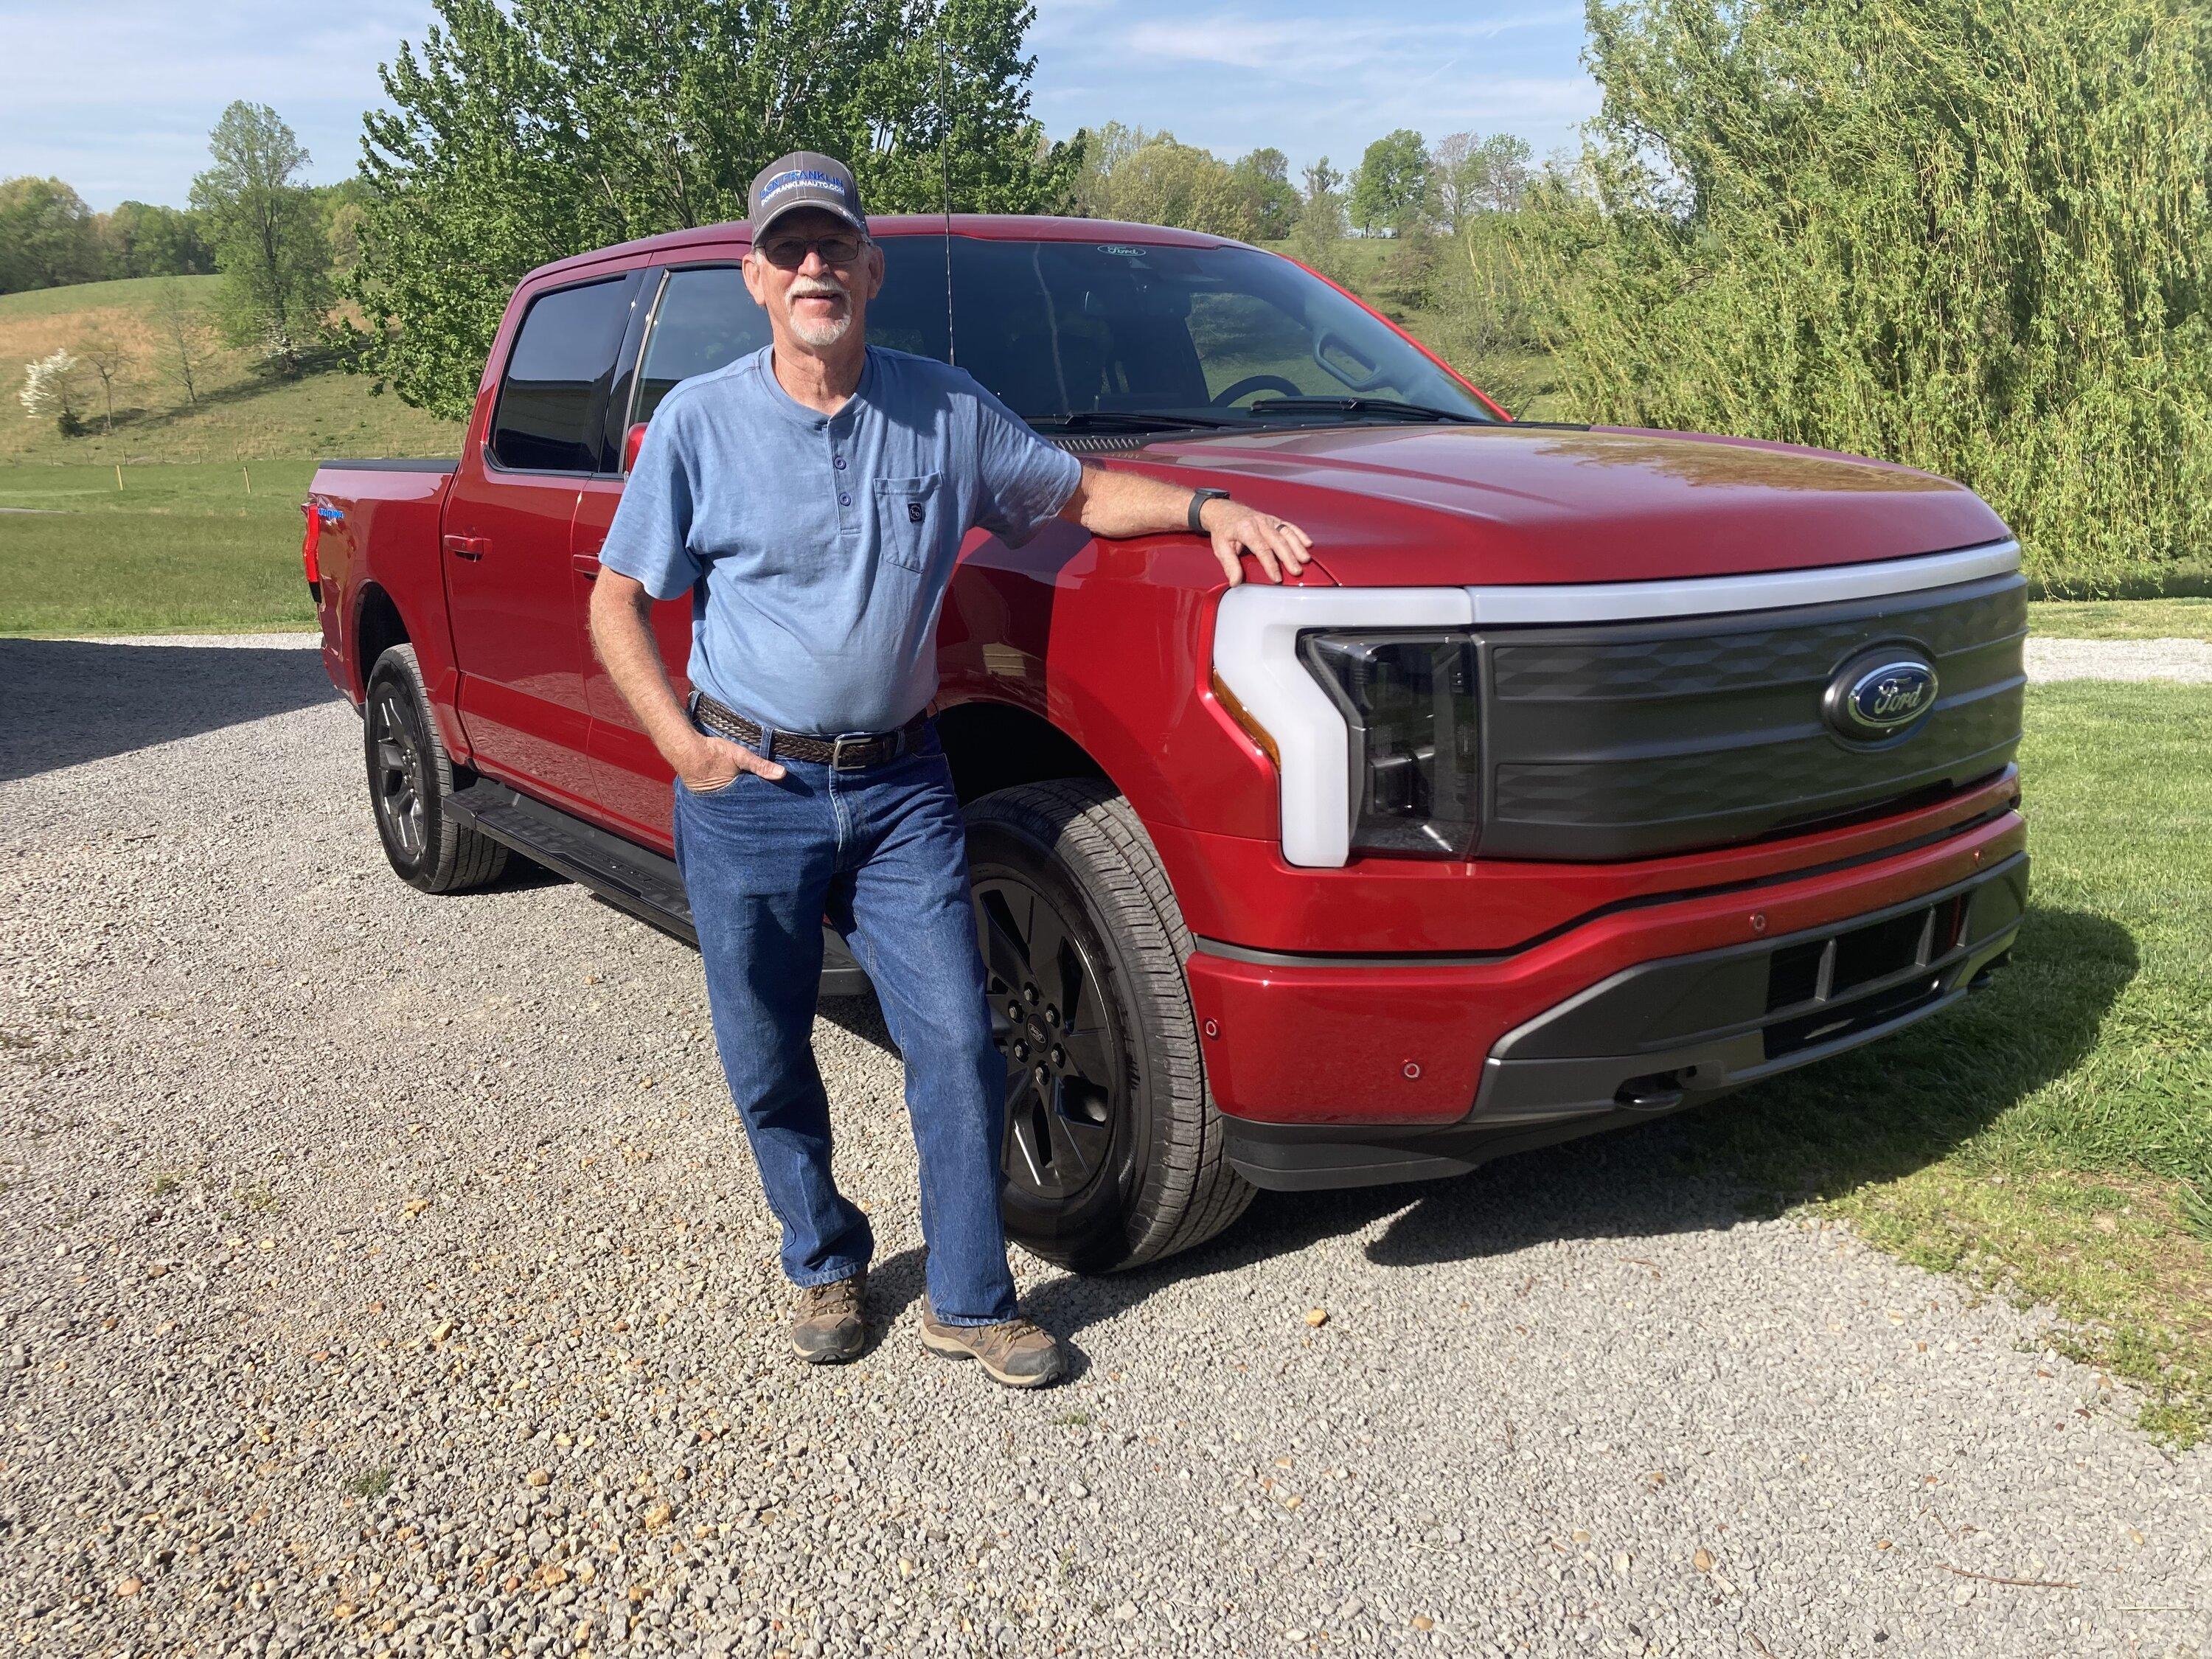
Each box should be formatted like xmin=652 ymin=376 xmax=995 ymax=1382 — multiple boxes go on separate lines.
xmin=1187 ymin=487 xmax=1231 ymax=535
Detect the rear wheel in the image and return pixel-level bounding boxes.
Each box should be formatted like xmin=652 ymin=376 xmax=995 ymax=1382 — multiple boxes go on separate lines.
xmin=364 ymin=644 xmax=508 ymax=894
xmin=964 ymin=780 xmax=1253 ymax=1272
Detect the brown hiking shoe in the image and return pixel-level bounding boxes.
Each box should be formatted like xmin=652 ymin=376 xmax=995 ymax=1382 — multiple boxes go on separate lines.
xmin=919 ymin=1309 xmax=1064 ymax=1388
xmin=788 ymin=1270 xmax=866 ymax=1364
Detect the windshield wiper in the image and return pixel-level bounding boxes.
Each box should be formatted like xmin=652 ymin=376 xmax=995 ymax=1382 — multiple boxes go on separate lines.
xmin=1031 ymin=410 xmax=1240 ymax=433
xmin=1247 ymin=396 xmax=1484 ymax=425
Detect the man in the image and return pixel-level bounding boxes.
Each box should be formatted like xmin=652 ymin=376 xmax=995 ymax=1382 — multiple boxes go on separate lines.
xmin=588 ymin=151 xmax=1313 ymax=1389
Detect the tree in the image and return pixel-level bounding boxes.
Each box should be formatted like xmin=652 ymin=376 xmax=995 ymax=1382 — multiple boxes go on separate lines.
xmin=1433 ymin=132 xmax=1535 ymax=233
xmin=189 ymin=102 xmax=334 ymax=377
xmin=349 ymin=0 xmax=1082 ymax=417
xmin=1512 ymin=0 xmax=2212 ymax=595
xmin=1229 ymin=147 xmax=1298 ymax=240
xmin=98 ymin=202 xmax=215 ymax=279
xmin=1349 ymin=129 xmax=1432 ymax=235
xmin=1068 ymin=120 xmax=1156 ymax=218
xmin=1287 ymin=158 xmax=1348 ymax=274
xmin=0 ymin=178 xmax=100 ymax=293
xmin=1468 ymin=133 xmax=1532 ymax=215
xmin=151 ymin=281 xmax=218 ymax=408
xmin=1090 ymin=133 xmax=1254 ymax=237
xmin=1430 ymin=133 xmax=1476 ymax=232
xmin=77 ymin=330 xmax=130 ymax=434
xmin=18 ymin=349 xmax=86 ymax=437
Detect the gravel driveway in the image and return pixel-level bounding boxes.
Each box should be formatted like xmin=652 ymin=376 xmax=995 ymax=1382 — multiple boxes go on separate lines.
xmin=3 ymin=633 xmax=2207 ymax=1659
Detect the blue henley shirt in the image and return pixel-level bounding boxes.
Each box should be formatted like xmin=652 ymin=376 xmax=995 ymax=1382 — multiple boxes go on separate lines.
xmin=599 ymin=343 xmax=1083 ymax=737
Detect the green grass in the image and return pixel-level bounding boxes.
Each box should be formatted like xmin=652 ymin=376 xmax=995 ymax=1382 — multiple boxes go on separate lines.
xmin=1678 ymin=683 xmax=2212 ymax=1442
xmin=0 ymin=461 xmax=318 ymax=635
xmin=2029 ymin=596 xmax=2212 ymax=641
xmin=0 ymin=274 xmax=220 ymax=322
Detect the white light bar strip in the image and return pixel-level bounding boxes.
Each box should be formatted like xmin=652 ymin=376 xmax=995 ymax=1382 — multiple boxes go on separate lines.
xmin=1214 ymin=585 xmax=1472 ymax=867
xmin=1212 ymin=540 xmax=2023 ymax=871
xmin=1466 ymin=539 xmax=2020 ymax=625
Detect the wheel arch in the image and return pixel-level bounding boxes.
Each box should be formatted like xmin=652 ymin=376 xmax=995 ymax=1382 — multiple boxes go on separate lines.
xmin=933 ymin=697 xmax=1110 ymax=805
xmin=352 ymin=582 xmax=409 ymax=701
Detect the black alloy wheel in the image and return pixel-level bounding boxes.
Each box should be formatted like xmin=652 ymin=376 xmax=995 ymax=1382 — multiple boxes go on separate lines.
xmin=965 ymin=780 xmax=1253 ymax=1273
xmin=362 ymin=644 xmax=509 ymax=894
xmin=369 ymin=678 xmax=428 ymax=865
xmin=975 ymin=872 xmax=1123 ymax=1208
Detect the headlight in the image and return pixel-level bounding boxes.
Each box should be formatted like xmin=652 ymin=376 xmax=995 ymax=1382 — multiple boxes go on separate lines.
xmin=1298 ymin=631 xmax=1479 ymax=858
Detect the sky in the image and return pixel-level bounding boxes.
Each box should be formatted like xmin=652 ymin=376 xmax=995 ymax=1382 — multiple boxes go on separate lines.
xmin=0 ymin=0 xmax=1598 ymax=212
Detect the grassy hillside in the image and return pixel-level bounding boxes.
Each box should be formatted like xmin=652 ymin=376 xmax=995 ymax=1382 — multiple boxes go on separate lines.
xmin=0 ymin=276 xmax=464 ymax=465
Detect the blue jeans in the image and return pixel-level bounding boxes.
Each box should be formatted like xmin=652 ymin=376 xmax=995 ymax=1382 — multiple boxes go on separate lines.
xmin=670 ymin=719 xmax=1018 ymax=1326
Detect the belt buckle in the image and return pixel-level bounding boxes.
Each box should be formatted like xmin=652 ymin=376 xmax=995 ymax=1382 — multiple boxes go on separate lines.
xmin=830 ymin=734 xmax=871 ymax=771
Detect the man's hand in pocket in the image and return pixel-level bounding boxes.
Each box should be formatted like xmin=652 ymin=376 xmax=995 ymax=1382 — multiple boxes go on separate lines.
xmin=681 ymin=734 xmax=786 ymax=792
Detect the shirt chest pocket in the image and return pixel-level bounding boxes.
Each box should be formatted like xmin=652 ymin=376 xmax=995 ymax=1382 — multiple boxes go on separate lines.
xmin=872 ymin=473 xmax=945 ymax=573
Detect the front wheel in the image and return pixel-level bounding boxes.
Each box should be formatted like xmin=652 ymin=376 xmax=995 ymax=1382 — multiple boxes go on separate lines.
xmin=965 ymin=781 xmax=1253 ymax=1272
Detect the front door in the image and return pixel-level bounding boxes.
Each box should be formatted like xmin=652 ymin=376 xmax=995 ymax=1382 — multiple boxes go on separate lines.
xmin=582 ymin=262 xmax=771 ymax=847
xmin=445 ymin=272 xmax=641 ymax=812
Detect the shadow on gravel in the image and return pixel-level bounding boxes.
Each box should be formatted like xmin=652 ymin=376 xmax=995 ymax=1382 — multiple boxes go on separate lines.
xmin=1020 ymin=904 xmax=2133 ymax=1363
xmin=0 ymin=636 xmax=335 ymax=782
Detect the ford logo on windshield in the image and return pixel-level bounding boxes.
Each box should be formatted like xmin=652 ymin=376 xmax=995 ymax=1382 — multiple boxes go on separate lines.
xmin=1823 ymin=650 xmax=1939 ymax=740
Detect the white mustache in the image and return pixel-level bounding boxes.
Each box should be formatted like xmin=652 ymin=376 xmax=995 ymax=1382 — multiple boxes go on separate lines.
xmin=790 ymin=281 xmax=846 ymax=301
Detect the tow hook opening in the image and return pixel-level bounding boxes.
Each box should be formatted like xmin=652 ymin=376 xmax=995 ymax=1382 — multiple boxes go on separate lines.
xmin=1615 ymin=1069 xmax=1690 ymax=1112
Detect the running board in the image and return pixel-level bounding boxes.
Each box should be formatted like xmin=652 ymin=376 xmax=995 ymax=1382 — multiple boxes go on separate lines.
xmin=445 ymin=776 xmax=872 ymax=998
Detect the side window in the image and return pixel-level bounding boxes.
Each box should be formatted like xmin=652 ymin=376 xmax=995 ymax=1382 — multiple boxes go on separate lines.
xmin=634 ymin=268 xmax=771 ymax=428
xmin=868 ymin=237 xmax=952 ymax=364
xmin=490 ymin=277 xmax=634 ymax=472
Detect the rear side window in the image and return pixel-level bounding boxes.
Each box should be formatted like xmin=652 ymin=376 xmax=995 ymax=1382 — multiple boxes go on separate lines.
xmin=491 ymin=278 xmax=634 ymax=472
xmin=633 ymin=268 xmax=771 ymax=428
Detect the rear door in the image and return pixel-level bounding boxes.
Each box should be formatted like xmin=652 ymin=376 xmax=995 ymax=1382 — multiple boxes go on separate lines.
xmin=444 ymin=270 xmax=643 ymax=810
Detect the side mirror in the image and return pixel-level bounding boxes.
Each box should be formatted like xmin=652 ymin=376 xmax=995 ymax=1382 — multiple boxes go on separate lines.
xmin=623 ymin=422 xmax=649 ymax=474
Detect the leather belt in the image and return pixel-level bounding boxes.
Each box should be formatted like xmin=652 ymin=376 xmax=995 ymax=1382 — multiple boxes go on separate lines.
xmin=688 ymin=689 xmax=928 ymax=771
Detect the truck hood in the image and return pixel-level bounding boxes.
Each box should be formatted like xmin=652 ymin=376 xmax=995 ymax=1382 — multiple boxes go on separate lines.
xmin=1144 ymin=423 xmax=2011 ymax=586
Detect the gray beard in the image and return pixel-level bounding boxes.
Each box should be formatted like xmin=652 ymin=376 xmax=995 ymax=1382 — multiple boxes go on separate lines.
xmin=789 ymin=310 xmax=853 ymax=348
xmin=788 ymin=289 xmax=853 ymax=347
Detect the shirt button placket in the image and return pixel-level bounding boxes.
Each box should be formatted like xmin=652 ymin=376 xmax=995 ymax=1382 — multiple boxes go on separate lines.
xmin=829 ymin=424 xmax=856 ymax=534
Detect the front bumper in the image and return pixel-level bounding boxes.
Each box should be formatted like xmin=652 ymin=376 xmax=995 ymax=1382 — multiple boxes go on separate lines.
xmin=1185 ymin=813 xmax=2027 ymax=1191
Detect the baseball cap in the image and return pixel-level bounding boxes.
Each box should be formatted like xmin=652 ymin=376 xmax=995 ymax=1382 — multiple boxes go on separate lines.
xmin=747 ymin=151 xmax=868 ymax=238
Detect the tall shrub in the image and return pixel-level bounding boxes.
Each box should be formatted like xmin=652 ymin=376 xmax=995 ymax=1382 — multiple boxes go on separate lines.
xmin=1511 ymin=0 xmax=2212 ymax=594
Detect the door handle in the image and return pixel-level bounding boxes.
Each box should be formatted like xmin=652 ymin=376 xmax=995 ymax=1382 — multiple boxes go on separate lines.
xmin=571 ymin=553 xmax=602 ymax=579
xmin=442 ymin=535 xmax=488 ymax=560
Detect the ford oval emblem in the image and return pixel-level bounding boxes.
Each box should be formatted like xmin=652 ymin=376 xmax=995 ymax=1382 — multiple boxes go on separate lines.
xmin=1824 ymin=650 xmax=1939 ymax=740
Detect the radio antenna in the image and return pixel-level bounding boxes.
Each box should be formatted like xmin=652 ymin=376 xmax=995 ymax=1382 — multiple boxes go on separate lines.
xmin=937 ymin=18 xmax=956 ymax=365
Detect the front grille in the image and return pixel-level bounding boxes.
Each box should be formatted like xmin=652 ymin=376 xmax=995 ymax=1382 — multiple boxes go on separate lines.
xmin=1473 ymin=571 xmax=2026 ymax=860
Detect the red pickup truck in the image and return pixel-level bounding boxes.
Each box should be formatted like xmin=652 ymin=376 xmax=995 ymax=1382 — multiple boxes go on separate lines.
xmin=306 ymin=214 xmax=2028 ymax=1272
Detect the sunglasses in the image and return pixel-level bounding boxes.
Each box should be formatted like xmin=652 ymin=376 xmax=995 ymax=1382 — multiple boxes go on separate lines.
xmin=754 ymin=233 xmax=867 ymax=270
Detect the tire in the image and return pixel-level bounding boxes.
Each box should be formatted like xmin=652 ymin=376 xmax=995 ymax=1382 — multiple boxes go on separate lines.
xmin=964 ymin=779 xmax=1253 ymax=1272
xmin=364 ymin=644 xmax=509 ymax=894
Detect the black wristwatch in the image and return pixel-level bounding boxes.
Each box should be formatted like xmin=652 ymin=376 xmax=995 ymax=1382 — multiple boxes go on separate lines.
xmin=1187 ymin=487 xmax=1231 ymax=534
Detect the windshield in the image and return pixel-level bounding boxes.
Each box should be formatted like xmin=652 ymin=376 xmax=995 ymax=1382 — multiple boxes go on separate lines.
xmin=625 ymin=236 xmax=1497 ymax=435
xmin=918 ymin=237 xmax=1494 ymax=428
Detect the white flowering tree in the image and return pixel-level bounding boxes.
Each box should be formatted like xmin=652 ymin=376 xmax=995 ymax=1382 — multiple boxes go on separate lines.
xmin=19 ymin=349 xmax=86 ymax=437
